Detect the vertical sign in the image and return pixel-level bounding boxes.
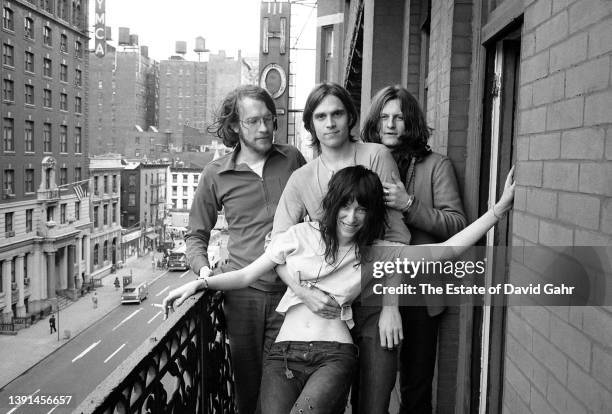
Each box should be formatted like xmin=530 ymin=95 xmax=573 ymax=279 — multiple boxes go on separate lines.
xmin=259 ymin=2 xmax=291 ymax=143
xmin=94 ymin=0 xmax=106 ymax=57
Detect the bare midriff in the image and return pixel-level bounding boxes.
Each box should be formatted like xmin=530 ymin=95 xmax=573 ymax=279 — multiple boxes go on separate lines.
xmin=275 ymin=303 xmax=353 ymax=343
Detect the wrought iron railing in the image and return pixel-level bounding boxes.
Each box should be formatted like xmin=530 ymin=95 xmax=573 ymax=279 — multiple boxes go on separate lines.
xmin=75 ymin=290 xmax=236 ymax=414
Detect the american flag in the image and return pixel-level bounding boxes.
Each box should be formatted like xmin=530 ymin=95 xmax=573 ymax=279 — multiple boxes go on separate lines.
xmin=73 ymin=181 xmax=88 ymax=200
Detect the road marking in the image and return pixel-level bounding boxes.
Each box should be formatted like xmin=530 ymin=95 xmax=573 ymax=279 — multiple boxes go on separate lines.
xmin=6 ymin=389 xmax=40 ymax=413
xmin=152 ymin=303 xmax=164 ymax=308
xmin=72 ymin=341 xmax=101 ymax=363
xmin=46 ymin=405 xmax=59 ymax=413
xmin=104 ymin=343 xmax=126 ymax=363
xmin=148 ymin=311 xmax=162 ymax=324
xmin=112 ymin=308 xmax=143 ymax=331
xmin=179 ymin=270 xmax=190 ymax=279
xmin=155 ymin=286 xmax=170 ymax=297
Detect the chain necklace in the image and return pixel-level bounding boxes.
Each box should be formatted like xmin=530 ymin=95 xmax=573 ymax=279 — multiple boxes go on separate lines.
xmin=316 ymin=143 xmax=358 ymax=194
xmin=304 ymin=243 xmax=355 ymax=288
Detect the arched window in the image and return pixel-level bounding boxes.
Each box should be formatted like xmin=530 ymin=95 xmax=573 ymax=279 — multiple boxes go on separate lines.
xmin=93 ymin=244 xmax=99 ymax=265
xmin=103 ymin=240 xmax=108 ymax=261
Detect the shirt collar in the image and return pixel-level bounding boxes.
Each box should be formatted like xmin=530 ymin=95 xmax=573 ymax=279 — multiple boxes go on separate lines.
xmin=217 ymin=143 xmax=289 ymax=173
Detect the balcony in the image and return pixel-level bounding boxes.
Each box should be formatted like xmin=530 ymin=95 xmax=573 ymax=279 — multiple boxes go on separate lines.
xmin=38 ymin=188 xmax=60 ymax=202
xmin=75 ymin=291 xmax=236 ymax=413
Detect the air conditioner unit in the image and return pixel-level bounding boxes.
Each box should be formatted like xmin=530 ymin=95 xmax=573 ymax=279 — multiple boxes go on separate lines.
xmin=67 ymin=215 xmax=75 ymax=223
xmin=24 ymin=277 xmax=30 ymax=286
xmin=5 ymin=230 xmax=15 ymax=237
xmin=3 ymin=189 xmax=15 ymax=198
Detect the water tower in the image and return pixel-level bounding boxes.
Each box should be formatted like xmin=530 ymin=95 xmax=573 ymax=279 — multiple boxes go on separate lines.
xmin=194 ymin=37 xmax=209 ymax=62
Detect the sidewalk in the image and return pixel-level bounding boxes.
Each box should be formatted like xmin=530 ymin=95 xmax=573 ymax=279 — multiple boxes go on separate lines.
xmin=0 ymin=253 xmax=168 ymax=389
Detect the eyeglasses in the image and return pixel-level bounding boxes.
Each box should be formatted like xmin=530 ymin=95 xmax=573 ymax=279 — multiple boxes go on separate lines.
xmin=379 ymin=114 xmax=405 ymax=123
xmin=239 ymin=115 xmax=276 ymax=129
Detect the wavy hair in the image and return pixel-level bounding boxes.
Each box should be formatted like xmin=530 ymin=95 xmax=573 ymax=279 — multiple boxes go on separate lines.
xmin=319 ymin=165 xmax=387 ymax=265
xmin=207 ymin=85 xmax=277 ymax=148
xmin=361 ymin=85 xmax=432 ymax=179
xmin=303 ymin=83 xmax=359 ymax=153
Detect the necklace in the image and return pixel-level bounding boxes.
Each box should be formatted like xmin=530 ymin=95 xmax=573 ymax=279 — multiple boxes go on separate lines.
xmin=316 ymin=143 xmax=358 ymax=194
xmin=310 ymin=244 xmax=355 ymax=287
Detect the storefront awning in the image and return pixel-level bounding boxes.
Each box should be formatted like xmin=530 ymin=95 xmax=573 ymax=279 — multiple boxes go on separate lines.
xmin=145 ymin=233 xmax=158 ymax=241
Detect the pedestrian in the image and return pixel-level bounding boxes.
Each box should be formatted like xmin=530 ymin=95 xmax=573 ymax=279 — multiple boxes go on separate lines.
xmin=92 ymin=292 xmax=98 ymax=309
xmin=114 ymin=276 xmax=120 ymax=290
xmin=151 ymin=255 xmax=156 ymax=270
xmin=362 ymin=85 xmax=467 ymax=413
xmin=186 ymin=85 xmax=306 ymax=414
xmin=165 ymin=165 xmax=515 ymax=414
xmin=272 ymin=82 xmax=411 ymax=413
xmin=49 ymin=314 xmax=56 ymax=334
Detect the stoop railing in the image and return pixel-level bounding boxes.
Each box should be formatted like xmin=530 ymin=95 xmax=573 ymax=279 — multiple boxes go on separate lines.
xmin=75 ymin=290 xmax=237 ymax=413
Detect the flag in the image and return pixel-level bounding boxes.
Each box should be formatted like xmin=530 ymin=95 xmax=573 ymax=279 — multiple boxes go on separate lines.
xmin=73 ymin=181 xmax=88 ymax=200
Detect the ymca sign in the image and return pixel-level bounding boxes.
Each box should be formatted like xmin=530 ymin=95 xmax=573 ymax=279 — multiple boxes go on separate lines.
xmin=94 ymin=0 xmax=106 ymax=57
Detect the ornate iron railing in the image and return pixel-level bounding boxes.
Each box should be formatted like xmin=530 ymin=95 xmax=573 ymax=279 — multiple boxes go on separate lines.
xmin=75 ymin=290 xmax=237 ymax=414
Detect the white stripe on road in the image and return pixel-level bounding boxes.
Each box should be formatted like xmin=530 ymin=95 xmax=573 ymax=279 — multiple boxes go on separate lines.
xmin=112 ymin=308 xmax=143 ymax=331
xmin=155 ymin=286 xmax=170 ymax=297
xmin=179 ymin=270 xmax=190 ymax=279
xmin=104 ymin=343 xmax=126 ymax=363
xmin=72 ymin=341 xmax=101 ymax=363
xmin=46 ymin=405 xmax=59 ymax=413
xmin=147 ymin=311 xmax=162 ymax=324
xmin=6 ymin=389 xmax=40 ymax=414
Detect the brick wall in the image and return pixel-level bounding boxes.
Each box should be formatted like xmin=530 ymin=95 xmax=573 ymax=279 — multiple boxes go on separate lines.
xmin=505 ymin=0 xmax=612 ymax=412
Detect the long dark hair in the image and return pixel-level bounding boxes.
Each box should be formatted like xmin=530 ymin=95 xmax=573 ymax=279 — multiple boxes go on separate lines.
xmin=207 ymin=85 xmax=277 ymax=147
xmin=320 ymin=166 xmax=387 ymax=265
xmin=361 ymin=85 xmax=432 ymax=181
xmin=303 ymin=83 xmax=359 ymax=153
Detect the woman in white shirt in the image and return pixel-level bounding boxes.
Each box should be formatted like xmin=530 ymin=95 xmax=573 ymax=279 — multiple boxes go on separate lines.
xmin=163 ymin=165 xmax=515 ymax=414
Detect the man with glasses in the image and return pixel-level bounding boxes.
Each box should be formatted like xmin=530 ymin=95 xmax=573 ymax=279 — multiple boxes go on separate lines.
xmin=186 ymin=85 xmax=306 ymax=414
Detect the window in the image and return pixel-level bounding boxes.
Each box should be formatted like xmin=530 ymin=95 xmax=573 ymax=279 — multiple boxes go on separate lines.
xmin=3 ymin=44 xmax=14 ymax=66
xmin=182 ymin=186 xmax=187 ymax=195
xmin=60 ymin=203 xmax=66 ymax=224
xmin=128 ymin=193 xmax=136 ymax=206
xmin=74 ymin=96 xmax=81 ymax=113
xmin=182 ymin=199 xmax=188 ymax=209
xmin=59 ymin=125 xmax=67 ymax=152
xmin=2 ymin=78 xmax=13 ymax=101
xmin=25 ymin=121 xmax=34 ymax=152
xmin=60 ymin=92 xmax=67 ymax=110
xmin=59 ymin=167 xmax=67 ymax=185
xmin=43 ymin=0 xmax=53 ymax=14
xmin=43 ymin=26 xmax=52 ymax=46
xmin=43 ymin=89 xmax=52 ymax=108
xmin=93 ymin=206 xmax=99 ymax=227
xmin=172 ymin=199 xmax=177 ymax=209
xmin=172 ymin=186 xmax=177 ymax=197
xmin=24 ymin=17 xmax=34 ymax=38
xmin=26 ymin=209 xmax=33 ymax=232
xmin=93 ymin=244 xmax=99 ymax=265
xmin=74 ymin=167 xmax=81 ymax=182
xmin=128 ymin=174 xmax=136 ymax=187
xmin=112 ymin=202 xmax=117 ymax=223
xmin=183 ymin=174 xmax=188 ymax=182
xmin=74 ymin=40 xmax=82 ymax=58
xmin=194 ymin=174 xmax=199 ymax=182
xmin=57 ymin=0 xmax=67 ymax=20
xmin=25 ymin=84 xmax=34 ymax=104
xmin=60 ymin=64 xmax=67 ymax=82
xmin=75 ymin=69 xmax=81 ymax=86
xmin=43 ymin=123 xmax=51 ymax=152
xmin=74 ymin=127 xmax=81 ymax=152
xmin=25 ymin=51 xmax=34 ymax=72
xmin=112 ymin=175 xmax=117 ymax=192
xmin=25 ymin=169 xmax=34 ymax=192
xmin=3 ymin=7 xmax=14 ymax=31
xmin=43 ymin=58 xmax=52 ymax=77
xmin=103 ymin=204 xmax=108 ymax=225
xmin=103 ymin=175 xmax=108 ymax=193
xmin=3 ymin=118 xmax=14 ymax=151
xmin=5 ymin=212 xmax=13 ymax=234
xmin=74 ymin=201 xmax=80 ymax=220
xmin=135 ymin=136 xmax=140 ymax=144
xmin=93 ymin=176 xmax=98 ymax=194
xmin=103 ymin=241 xmax=108 ymax=261
xmin=3 ymin=169 xmax=14 ymax=194
xmin=60 ymin=34 xmax=67 ymax=52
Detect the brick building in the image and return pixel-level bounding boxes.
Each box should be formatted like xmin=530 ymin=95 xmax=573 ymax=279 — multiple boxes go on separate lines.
xmin=1 ymin=0 xmax=92 ymax=319
xmin=318 ymin=0 xmax=611 ymax=412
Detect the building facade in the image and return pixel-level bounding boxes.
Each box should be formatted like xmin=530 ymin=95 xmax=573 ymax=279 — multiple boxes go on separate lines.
xmin=88 ymin=155 xmax=123 ymax=278
xmin=88 ymin=41 xmax=158 ymax=156
xmin=318 ymin=0 xmax=612 ymax=412
xmin=1 ymin=0 xmax=91 ymax=320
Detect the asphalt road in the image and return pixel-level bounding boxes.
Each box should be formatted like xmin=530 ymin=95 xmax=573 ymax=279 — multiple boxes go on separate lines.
xmin=0 ymin=269 xmax=193 ymax=414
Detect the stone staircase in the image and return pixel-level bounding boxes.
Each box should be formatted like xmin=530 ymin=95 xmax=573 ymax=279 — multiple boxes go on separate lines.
xmin=56 ymin=292 xmax=75 ymax=311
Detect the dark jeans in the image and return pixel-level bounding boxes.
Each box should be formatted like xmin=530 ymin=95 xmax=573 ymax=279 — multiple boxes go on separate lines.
xmin=350 ymin=302 xmax=398 ymax=414
xmin=399 ymin=307 xmax=441 ymax=414
xmin=260 ymin=341 xmax=358 ymax=414
xmin=223 ymin=287 xmax=285 ymax=414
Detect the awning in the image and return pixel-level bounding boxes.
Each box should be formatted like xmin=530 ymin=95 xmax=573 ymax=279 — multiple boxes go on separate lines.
xmin=145 ymin=233 xmax=158 ymax=241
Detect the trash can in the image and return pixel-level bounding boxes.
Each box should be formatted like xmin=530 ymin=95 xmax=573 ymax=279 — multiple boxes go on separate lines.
xmin=64 ymin=330 xmax=71 ymax=339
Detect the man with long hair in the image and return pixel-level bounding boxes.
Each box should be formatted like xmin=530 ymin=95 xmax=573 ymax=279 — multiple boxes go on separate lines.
xmin=186 ymin=85 xmax=305 ymax=414
xmin=362 ymin=85 xmax=467 ymax=413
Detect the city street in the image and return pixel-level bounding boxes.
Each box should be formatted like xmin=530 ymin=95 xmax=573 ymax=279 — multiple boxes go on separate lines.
xmin=0 ymin=268 xmax=194 ymax=414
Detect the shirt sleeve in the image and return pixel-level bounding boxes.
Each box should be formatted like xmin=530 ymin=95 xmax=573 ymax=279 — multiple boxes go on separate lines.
xmin=265 ymin=226 xmax=299 ymax=265
xmin=185 ymin=166 xmax=220 ymax=274
xmin=370 ymin=146 xmax=412 ymax=244
xmin=272 ymin=170 xmax=308 ymax=235
xmin=404 ymin=157 xmax=467 ymax=240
